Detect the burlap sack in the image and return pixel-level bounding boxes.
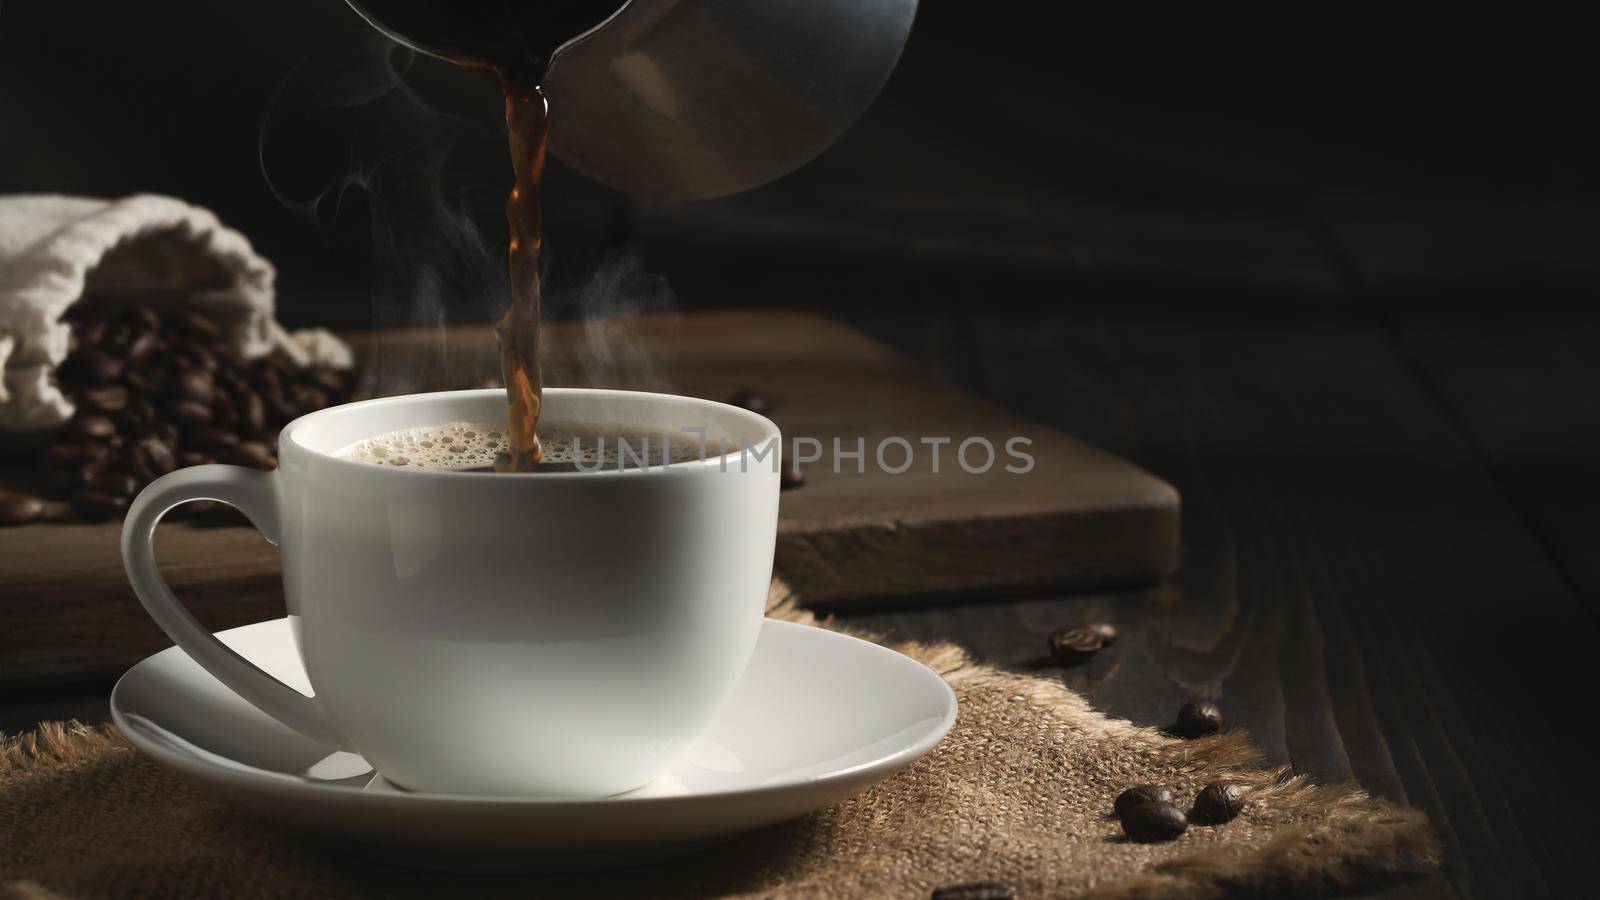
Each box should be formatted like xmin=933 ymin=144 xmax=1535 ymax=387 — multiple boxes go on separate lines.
xmin=0 ymin=583 xmax=1436 ymax=898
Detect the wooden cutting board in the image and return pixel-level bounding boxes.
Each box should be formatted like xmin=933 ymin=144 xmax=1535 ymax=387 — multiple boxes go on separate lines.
xmin=0 ymin=311 xmax=1177 ymax=689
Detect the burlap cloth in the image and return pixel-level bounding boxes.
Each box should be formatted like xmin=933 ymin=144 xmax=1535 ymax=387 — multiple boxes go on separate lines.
xmin=0 ymin=582 xmax=1436 ymax=898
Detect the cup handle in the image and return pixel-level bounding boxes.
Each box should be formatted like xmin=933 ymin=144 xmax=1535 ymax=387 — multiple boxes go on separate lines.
xmin=121 ymin=465 xmax=348 ymax=749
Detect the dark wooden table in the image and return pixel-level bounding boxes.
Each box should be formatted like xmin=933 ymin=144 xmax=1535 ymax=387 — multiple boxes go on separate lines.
xmin=6 ymin=292 xmax=1596 ymax=899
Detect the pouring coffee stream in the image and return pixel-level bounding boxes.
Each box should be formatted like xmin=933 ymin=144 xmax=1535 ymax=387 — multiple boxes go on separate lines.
xmin=344 ymin=1 xmax=626 ymax=470
xmin=343 ymin=0 xmax=918 ymax=470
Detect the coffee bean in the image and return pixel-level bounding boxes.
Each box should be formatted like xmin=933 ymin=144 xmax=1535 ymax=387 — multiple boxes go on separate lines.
xmin=781 ymin=462 xmax=805 ymax=490
xmin=1120 ymin=801 xmax=1188 ymax=842
xmin=86 ymin=472 xmax=139 ymax=498
xmin=930 ymin=884 xmax=1013 ymax=900
xmin=178 ymin=343 xmax=218 ymax=372
xmin=255 ymin=365 xmax=284 ymax=394
xmin=174 ymin=370 xmax=214 ymax=405
xmin=189 ymin=428 xmax=240 ymax=450
xmin=164 ymin=399 xmax=212 ymax=428
xmin=303 ymin=367 xmax=348 ymax=394
xmin=102 ymin=322 xmax=135 ymax=353
xmin=70 ymin=489 xmax=127 ymax=522
xmin=294 ymin=385 xmax=329 ymax=414
xmin=41 ymin=468 xmax=82 ymax=497
xmin=1080 ymin=620 xmax=1117 ymax=646
xmin=211 ymin=392 xmax=239 ymax=429
xmin=74 ymin=318 xmax=107 ymax=348
xmin=209 ymin=340 xmax=242 ymax=367
xmin=0 ymin=493 xmax=45 ymax=526
xmin=1047 ymin=622 xmax=1111 ymax=664
xmin=78 ymin=385 xmax=128 ymax=413
xmin=125 ymin=331 xmax=162 ymax=365
xmin=119 ymin=304 xmax=160 ymax=331
xmin=169 ymin=310 xmax=220 ymax=340
xmin=132 ymin=437 xmax=176 ymax=480
xmin=59 ymin=349 xmax=123 ymax=386
xmin=727 ymin=389 xmax=770 ymax=414
xmin=167 ymin=498 xmax=219 ymax=519
xmin=227 ymin=442 xmax=276 ymax=470
xmin=152 ymin=421 xmax=182 ymax=447
xmin=1191 ymin=782 xmax=1245 ymax=824
xmin=264 ymin=390 xmax=298 ymax=423
xmin=1175 ymin=699 xmax=1223 ymax=738
xmin=44 ymin=443 xmax=106 ymax=469
xmin=241 ymin=391 xmax=266 ymax=434
xmin=1113 ymin=784 xmax=1174 ymax=819
xmin=65 ymin=413 xmax=118 ymax=441
xmin=176 ymin=451 xmax=210 ymax=468
xmin=123 ymin=369 xmax=160 ymax=396
xmin=261 ymin=350 xmax=296 ymax=374
xmin=77 ymin=453 xmax=112 ymax=485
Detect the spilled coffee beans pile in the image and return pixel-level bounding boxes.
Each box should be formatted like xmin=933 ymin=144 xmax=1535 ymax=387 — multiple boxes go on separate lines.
xmin=1114 ymin=780 xmax=1245 ymax=842
xmin=0 ymin=303 xmax=353 ymax=525
xmin=1047 ymin=619 xmax=1117 ymax=664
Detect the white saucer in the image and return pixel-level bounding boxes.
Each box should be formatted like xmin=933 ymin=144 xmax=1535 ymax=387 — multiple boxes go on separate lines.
xmin=111 ymin=617 xmax=957 ymax=870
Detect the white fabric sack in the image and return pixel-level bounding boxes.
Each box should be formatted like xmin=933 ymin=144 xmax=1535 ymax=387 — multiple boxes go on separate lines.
xmin=0 ymin=193 xmax=350 ymax=433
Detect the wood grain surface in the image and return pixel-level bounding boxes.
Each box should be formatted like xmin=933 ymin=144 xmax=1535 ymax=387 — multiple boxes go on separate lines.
xmin=839 ymin=297 xmax=1600 ymax=900
xmin=0 ymin=311 xmax=1177 ymax=690
xmin=3 ymin=299 xmax=1596 ymax=899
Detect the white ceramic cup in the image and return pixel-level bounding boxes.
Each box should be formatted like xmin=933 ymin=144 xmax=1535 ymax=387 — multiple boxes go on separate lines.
xmin=121 ymin=388 xmax=781 ymax=797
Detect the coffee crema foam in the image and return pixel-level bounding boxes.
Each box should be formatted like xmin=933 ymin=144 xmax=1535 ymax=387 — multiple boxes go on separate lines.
xmin=334 ymin=422 xmax=719 ymax=471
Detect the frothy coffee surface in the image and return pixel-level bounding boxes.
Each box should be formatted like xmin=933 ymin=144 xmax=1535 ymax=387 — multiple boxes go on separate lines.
xmin=334 ymin=422 xmax=717 ymax=471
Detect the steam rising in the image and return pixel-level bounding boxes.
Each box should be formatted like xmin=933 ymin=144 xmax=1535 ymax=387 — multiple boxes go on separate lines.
xmin=259 ymin=32 xmax=677 ymax=403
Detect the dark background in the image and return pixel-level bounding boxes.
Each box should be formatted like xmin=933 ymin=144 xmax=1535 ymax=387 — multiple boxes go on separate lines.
xmin=3 ymin=4 xmax=1596 ymax=328
xmin=6 ymin=7 xmax=1600 ymax=896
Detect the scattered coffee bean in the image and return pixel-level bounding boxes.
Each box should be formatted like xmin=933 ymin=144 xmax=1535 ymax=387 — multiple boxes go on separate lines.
xmin=1080 ymin=620 xmax=1117 ymax=646
xmin=727 ymin=389 xmax=770 ymax=414
xmin=930 ymin=884 xmax=1013 ymax=900
xmin=1120 ymin=801 xmax=1188 ymax=842
xmin=227 ymin=442 xmax=277 ymax=470
xmin=86 ymin=472 xmax=140 ymax=499
xmin=64 ymin=413 xmax=118 ymax=441
xmin=1047 ymin=620 xmax=1114 ymax=664
xmin=70 ymin=489 xmax=127 ymax=522
xmin=1175 ymin=699 xmax=1223 ymax=738
xmin=0 ymin=493 xmax=45 ymax=526
xmin=1113 ymin=784 xmax=1174 ymax=819
xmin=1191 ymin=781 xmax=1245 ymax=824
xmin=781 ymin=462 xmax=805 ymax=490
